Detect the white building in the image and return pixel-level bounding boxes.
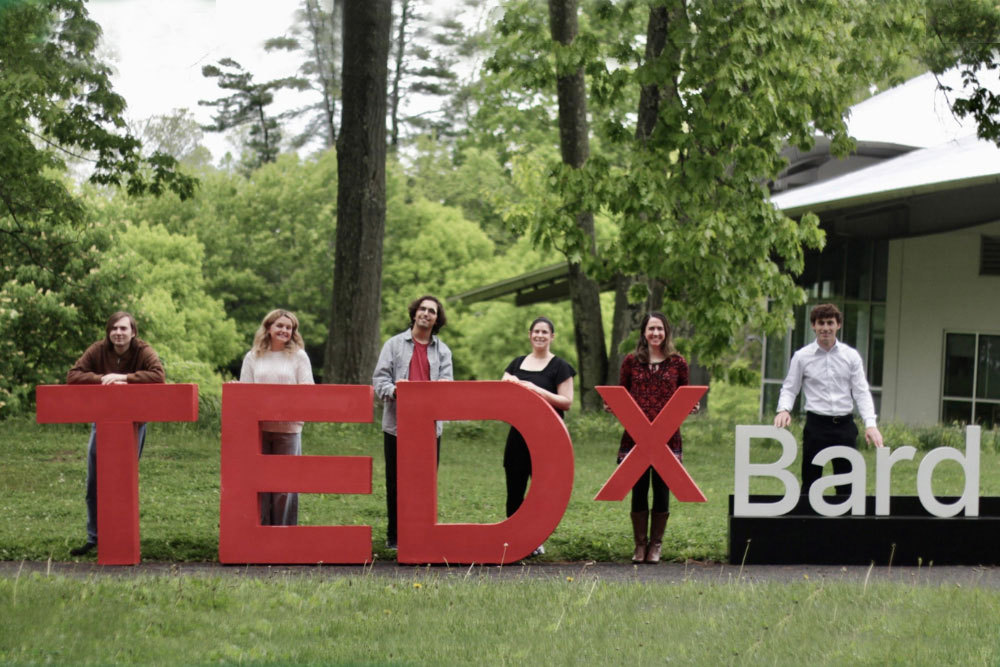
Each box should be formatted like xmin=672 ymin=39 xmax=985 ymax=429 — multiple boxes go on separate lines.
xmin=763 ymin=72 xmax=1000 ymax=427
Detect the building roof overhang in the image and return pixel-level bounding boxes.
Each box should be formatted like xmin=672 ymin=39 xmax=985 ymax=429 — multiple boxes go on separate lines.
xmin=773 ymin=135 xmax=1000 ymax=239
xmin=453 ymin=137 xmax=1000 ymax=304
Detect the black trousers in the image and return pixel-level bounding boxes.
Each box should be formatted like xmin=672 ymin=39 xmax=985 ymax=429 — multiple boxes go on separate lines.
xmin=631 ymin=467 xmax=670 ymax=513
xmin=383 ymin=432 xmax=439 ymax=543
xmin=504 ymin=428 xmax=532 ymax=518
xmin=802 ymin=412 xmax=858 ymax=496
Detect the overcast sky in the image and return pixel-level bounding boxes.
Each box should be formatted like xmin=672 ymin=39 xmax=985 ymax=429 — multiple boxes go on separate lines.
xmin=89 ymin=0 xmax=978 ymax=166
xmin=87 ymin=0 xmax=484 ymax=164
xmin=88 ymin=0 xmax=313 ymax=162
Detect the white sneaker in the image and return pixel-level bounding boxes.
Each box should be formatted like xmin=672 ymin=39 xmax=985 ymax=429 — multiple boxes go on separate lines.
xmin=530 ymin=545 xmax=545 ymax=557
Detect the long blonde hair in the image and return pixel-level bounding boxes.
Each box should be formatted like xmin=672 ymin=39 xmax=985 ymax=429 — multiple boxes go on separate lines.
xmin=252 ymin=309 xmax=305 ymax=356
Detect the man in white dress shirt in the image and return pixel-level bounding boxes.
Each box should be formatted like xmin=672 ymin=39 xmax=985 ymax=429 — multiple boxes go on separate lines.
xmin=773 ymin=303 xmax=884 ymax=495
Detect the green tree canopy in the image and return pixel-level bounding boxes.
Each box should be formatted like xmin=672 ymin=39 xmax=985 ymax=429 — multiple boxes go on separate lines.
xmin=108 ymin=222 xmax=243 ymax=404
xmin=923 ymin=0 xmax=1000 ymax=144
xmin=110 ymin=151 xmax=339 ymax=361
xmin=0 ymin=0 xmax=195 ymax=209
xmin=0 ymin=0 xmax=194 ymax=416
xmin=199 ymin=57 xmax=309 ymax=172
xmin=486 ymin=0 xmax=923 ymax=369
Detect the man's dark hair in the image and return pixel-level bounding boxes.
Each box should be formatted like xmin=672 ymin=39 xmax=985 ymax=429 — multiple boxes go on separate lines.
xmin=809 ymin=303 xmax=843 ymax=325
xmin=408 ymin=295 xmax=447 ymax=334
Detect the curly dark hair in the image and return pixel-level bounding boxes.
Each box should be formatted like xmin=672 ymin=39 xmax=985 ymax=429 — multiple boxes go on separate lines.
xmin=408 ymin=295 xmax=447 ymax=334
xmin=809 ymin=303 xmax=843 ymax=325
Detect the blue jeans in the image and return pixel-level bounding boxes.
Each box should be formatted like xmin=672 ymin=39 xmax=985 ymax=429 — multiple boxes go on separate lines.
xmin=85 ymin=422 xmax=147 ymax=543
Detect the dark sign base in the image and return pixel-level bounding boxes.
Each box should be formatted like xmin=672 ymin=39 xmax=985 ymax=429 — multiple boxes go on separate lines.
xmin=729 ymin=496 xmax=1000 ymax=566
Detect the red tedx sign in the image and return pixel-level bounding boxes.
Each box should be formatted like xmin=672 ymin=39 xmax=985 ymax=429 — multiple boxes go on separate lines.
xmin=219 ymin=383 xmax=374 ymax=564
xmin=35 ymin=384 xmax=199 ymax=565
xmin=36 ymin=381 xmax=705 ymax=565
xmin=595 ymin=385 xmax=708 ymax=503
xmin=396 ymin=381 xmax=574 ymax=564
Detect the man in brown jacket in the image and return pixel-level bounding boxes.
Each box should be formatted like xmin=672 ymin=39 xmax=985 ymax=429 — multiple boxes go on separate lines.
xmin=66 ymin=311 xmax=164 ymax=556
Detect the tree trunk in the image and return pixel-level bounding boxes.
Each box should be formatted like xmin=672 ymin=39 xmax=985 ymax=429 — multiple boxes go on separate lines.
xmin=548 ymin=0 xmax=607 ymax=411
xmin=607 ymin=2 xmax=689 ymax=387
xmin=676 ymin=320 xmax=711 ymax=411
xmin=567 ymin=259 xmax=607 ymax=411
xmin=635 ymin=3 xmax=672 ymax=145
xmin=606 ymin=273 xmax=646 ymax=385
xmin=389 ymin=0 xmax=410 ymax=150
xmin=639 ymin=2 xmax=710 ymax=407
xmin=304 ymin=0 xmax=340 ymax=148
xmin=324 ymin=0 xmax=391 ymax=384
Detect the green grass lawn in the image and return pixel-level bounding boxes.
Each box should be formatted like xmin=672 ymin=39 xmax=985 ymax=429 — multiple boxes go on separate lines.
xmin=2 ymin=573 xmax=999 ymax=665
xmin=3 ymin=384 xmax=1000 ymax=665
xmin=3 ymin=381 xmax=998 ymax=564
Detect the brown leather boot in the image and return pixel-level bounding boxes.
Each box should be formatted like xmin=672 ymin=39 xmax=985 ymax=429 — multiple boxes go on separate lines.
xmin=630 ymin=511 xmax=648 ymax=563
xmin=645 ymin=512 xmax=669 ymax=564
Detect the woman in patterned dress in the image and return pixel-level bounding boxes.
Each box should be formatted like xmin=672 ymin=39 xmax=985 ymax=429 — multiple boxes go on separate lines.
xmin=616 ymin=312 xmax=689 ymax=564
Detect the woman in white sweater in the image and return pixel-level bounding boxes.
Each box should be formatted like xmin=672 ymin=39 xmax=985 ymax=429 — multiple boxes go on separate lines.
xmin=239 ymin=309 xmax=314 ymax=525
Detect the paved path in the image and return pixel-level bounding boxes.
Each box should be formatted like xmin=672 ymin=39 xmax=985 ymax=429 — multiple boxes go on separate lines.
xmin=3 ymin=560 xmax=999 ymax=588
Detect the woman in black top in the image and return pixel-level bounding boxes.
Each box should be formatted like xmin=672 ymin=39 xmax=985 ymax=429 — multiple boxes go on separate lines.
xmin=501 ymin=316 xmax=576 ymax=553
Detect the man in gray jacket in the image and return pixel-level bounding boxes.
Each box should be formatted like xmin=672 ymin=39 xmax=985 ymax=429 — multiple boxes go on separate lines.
xmin=372 ymin=295 xmax=453 ymax=549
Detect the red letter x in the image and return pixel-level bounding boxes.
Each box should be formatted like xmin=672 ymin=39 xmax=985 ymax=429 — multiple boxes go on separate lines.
xmin=595 ymin=385 xmax=707 ymax=503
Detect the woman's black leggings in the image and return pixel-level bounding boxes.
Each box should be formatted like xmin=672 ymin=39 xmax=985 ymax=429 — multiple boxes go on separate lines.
xmin=630 ymin=466 xmax=670 ymax=513
xmin=505 ymin=463 xmax=531 ymax=518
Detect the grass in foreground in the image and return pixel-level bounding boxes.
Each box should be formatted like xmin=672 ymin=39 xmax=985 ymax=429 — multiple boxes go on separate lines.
xmin=1 ymin=573 xmax=999 ymax=665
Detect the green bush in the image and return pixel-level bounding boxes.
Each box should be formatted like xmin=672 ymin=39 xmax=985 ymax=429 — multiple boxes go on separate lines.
xmin=704 ymin=380 xmax=760 ymax=425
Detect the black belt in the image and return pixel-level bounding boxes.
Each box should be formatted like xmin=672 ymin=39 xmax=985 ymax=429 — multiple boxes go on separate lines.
xmin=806 ymin=412 xmax=853 ymax=424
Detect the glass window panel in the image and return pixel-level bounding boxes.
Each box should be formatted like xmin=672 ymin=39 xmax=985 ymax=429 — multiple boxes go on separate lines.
xmin=872 ymin=240 xmax=889 ymax=301
xmin=944 ymin=334 xmax=976 ymax=397
xmin=770 ymin=234 xmax=887 ymax=420
xmin=974 ymin=402 xmax=1000 ymax=429
xmin=761 ymin=382 xmax=783 ymax=416
xmin=871 ymin=390 xmax=881 ymax=416
xmin=792 ymin=304 xmax=809 ymax=351
xmin=764 ymin=330 xmax=789 ymax=380
xmin=845 ymin=239 xmax=874 ymax=300
xmin=842 ymin=304 xmax=870 ymax=363
xmin=869 ymin=305 xmax=885 ymax=387
xmin=942 ymin=399 xmax=973 ymax=425
xmin=841 ymin=303 xmax=857 ymax=349
xmin=817 ymin=238 xmax=846 ymax=298
xmin=797 ymin=249 xmax=821 ymax=297
xmin=977 ymin=335 xmax=1000 ymax=400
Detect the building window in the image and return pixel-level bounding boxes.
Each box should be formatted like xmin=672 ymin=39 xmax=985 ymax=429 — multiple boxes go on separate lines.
xmin=761 ymin=237 xmax=887 ymax=417
xmin=942 ymin=332 xmax=1000 ymax=428
xmin=981 ymin=236 xmax=1000 ymax=276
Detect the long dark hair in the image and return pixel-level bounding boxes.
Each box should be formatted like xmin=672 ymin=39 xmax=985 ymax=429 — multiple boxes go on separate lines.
xmin=634 ymin=311 xmax=677 ymax=364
